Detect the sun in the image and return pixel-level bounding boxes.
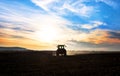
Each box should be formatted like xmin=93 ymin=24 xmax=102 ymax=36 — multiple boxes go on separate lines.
xmin=35 ymin=26 xmax=59 ymax=43
xmin=40 ymin=28 xmax=58 ymax=42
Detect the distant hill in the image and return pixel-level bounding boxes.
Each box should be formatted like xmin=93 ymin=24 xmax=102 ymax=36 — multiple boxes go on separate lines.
xmin=0 ymin=46 xmax=29 ymax=51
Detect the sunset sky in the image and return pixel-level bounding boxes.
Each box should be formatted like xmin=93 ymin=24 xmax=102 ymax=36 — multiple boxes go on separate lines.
xmin=0 ymin=0 xmax=120 ymax=51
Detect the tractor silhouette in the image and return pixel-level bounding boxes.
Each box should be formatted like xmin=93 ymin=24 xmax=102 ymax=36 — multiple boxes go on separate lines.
xmin=56 ymin=45 xmax=67 ymax=56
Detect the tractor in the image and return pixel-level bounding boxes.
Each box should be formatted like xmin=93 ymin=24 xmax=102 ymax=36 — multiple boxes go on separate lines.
xmin=56 ymin=45 xmax=67 ymax=56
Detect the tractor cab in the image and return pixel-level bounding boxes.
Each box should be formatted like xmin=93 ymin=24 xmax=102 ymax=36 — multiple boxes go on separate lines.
xmin=56 ymin=45 xmax=67 ymax=56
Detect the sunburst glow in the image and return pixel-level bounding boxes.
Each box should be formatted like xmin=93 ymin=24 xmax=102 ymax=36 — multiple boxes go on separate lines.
xmin=35 ymin=26 xmax=59 ymax=43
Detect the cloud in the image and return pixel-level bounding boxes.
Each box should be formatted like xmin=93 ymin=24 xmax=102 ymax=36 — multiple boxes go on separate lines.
xmin=96 ymin=0 xmax=118 ymax=8
xmin=0 ymin=36 xmax=50 ymax=50
xmin=62 ymin=1 xmax=95 ymax=17
xmin=31 ymin=0 xmax=96 ymax=17
xmin=31 ymin=0 xmax=53 ymax=11
xmin=68 ymin=39 xmax=120 ymax=51
xmin=68 ymin=29 xmax=120 ymax=45
xmin=67 ymin=29 xmax=120 ymax=51
xmin=108 ymin=31 xmax=120 ymax=39
xmin=71 ymin=29 xmax=109 ymax=44
xmin=0 ymin=32 xmax=24 ymax=39
xmin=81 ymin=21 xmax=106 ymax=29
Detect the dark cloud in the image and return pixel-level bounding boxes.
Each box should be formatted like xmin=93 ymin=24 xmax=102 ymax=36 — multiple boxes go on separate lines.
xmin=0 ymin=32 xmax=24 ymax=39
xmin=11 ymin=35 xmax=24 ymax=38
xmin=68 ymin=40 xmax=120 ymax=51
xmin=108 ymin=31 xmax=120 ymax=39
xmin=0 ymin=22 xmax=34 ymax=32
xmin=0 ymin=25 xmax=7 ymax=28
xmin=0 ymin=32 xmax=4 ymax=36
xmin=12 ymin=27 xmax=34 ymax=32
xmin=69 ymin=40 xmax=102 ymax=47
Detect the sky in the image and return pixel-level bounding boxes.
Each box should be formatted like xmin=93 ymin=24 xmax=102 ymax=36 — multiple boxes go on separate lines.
xmin=0 ymin=0 xmax=120 ymax=51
